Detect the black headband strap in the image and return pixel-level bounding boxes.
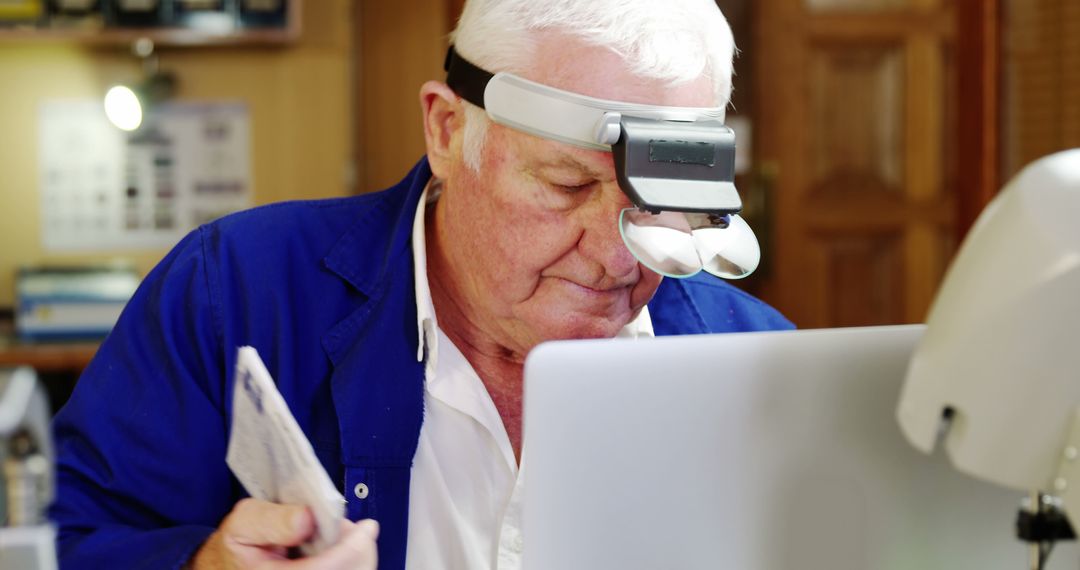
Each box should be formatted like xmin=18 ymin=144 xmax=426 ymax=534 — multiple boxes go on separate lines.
xmin=444 ymin=46 xmax=493 ymax=109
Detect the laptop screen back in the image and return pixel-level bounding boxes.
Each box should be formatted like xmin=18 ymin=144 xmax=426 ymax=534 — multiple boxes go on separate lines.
xmin=522 ymin=325 xmax=1076 ymax=570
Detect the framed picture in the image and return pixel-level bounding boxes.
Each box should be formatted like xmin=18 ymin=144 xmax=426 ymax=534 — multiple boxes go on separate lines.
xmin=238 ymin=0 xmax=285 ymax=28
xmin=241 ymin=0 xmax=280 ymax=11
xmin=176 ymin=0 xmax=220 ymax=8
xmin=105 ymin=0 xmax=165 ymax=27
xmin=115 ymin=0 xmax=157 ymax=11
xmin=0 ymin=0 xmax=44 ymax=21
xmin=172 ymin=0 xmax=233 ymax=31
xmin=52 ymin=0 xmax=98 ymax=12
xmin=47 ymin=0 xmax=102 ymax=28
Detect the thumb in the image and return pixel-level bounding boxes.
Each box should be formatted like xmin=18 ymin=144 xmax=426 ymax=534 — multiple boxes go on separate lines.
xmin=224 ymin=499 xmax=315 ymax=548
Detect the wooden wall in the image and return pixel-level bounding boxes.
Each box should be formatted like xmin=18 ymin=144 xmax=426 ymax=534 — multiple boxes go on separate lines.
xmin=354 ymin=0 xmax=454 ymax=193
xmin=1002 ymin=0 xmax=1080 ymax=179
xmin=0 ymin=0 xmax=355 ymax=308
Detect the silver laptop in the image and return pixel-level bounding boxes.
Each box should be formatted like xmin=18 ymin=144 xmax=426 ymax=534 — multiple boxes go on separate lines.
xmin=522 ymin=325 xmax=1077 ymax=570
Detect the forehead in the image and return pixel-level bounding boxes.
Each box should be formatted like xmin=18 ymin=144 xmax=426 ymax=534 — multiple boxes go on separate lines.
xmin=521 ymin=30 xmax=717 ymax=108
xmin=496 ymin=121 xmax=614 ymax=176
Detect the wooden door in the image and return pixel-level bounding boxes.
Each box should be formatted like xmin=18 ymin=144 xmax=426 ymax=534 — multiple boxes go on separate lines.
xmin=754 ymin=0 xmax=957 ymax=328
xmin=353 ymin=0 xmax=451 ymax=193
xmin=1001 ymin=0 xmax=1080 ymax=179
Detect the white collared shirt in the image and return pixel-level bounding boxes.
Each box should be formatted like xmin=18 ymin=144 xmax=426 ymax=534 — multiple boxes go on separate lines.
xmin=406 ymin=181 xmax=654 ymax=570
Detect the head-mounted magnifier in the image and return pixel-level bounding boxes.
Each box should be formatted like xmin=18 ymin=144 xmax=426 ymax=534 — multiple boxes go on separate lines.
xmin=445 ymin=48 xmax=760 ymax=279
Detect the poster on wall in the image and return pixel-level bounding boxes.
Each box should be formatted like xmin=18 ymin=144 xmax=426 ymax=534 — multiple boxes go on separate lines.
xmin=38 ymin=99 xmax=252 ymax=252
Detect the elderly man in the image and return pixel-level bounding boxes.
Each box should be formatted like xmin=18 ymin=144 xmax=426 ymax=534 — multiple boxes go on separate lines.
xmin=50 ymin=0 xmax=791 ymax=568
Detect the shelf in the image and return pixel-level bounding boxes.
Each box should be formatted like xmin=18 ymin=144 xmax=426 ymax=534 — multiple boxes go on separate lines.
xmin=0 ymin=25 xmax=298 ymax=47
xmin=0 ymin=313 xmax=98 ymax=374
xmin=0 ymin=0 xmax=301 ymax=48
xmin=0 ymin=338 xmax=100 ymax=374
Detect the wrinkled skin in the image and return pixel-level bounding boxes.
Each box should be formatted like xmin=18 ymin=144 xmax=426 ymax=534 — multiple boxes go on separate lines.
xmin=422 ymin=31 xmax=719 ymax=459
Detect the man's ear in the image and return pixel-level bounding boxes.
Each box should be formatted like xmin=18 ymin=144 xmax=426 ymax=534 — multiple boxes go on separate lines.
xmin=419 ymin=81 xmax=463 ymax=180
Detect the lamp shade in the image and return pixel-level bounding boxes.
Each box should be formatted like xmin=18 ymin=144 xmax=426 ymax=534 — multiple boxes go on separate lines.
xmin=897 ymin=149 xmax=1080 ymax=498
xmin=104 ymin=85 xmax=143 ymax=131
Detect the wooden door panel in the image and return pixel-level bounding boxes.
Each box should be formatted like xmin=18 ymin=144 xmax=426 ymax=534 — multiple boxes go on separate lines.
xmin=809 ymin=42 xmax=906 ymax=197
xmin=811 ymin=232 xmax=904 ymax=327
xmin=354 ymin=0 xmax=450 ymax=193
xmin=756 ymin=0 xmax=955 ymax=328
xmin=805 ymin=0 xmax=910 ymax=10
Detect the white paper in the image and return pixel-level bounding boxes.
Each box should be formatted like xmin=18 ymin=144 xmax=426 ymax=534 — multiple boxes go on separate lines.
xmin=38 ymin=100 xmax=252 ymax=252
xmin=226 ymin=347 xmax=345 ymax=556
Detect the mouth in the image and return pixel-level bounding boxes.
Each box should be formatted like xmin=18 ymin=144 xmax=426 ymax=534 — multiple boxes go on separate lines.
xmin=551 ymin=277 xmax=634 ymax=297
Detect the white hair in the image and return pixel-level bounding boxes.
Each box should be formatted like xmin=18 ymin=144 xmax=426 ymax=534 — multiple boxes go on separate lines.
xmin=460 ymin=104 xmax=490 ymax=172
xmin=449 ymin=0 xmax=737 ymax=171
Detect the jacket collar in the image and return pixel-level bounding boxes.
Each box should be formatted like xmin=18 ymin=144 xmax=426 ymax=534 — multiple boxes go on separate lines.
xmin=318 ymin=158 xmax=430 ymax=468
xmin=322 ymin=159 xmax=433 ymax=300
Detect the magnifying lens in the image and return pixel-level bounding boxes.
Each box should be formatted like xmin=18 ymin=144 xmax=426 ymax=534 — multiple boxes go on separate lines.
xmin=618 ymin=209 xmax=760 ymax=279
xmin=445 ymin=48 xmax=760 ymax=279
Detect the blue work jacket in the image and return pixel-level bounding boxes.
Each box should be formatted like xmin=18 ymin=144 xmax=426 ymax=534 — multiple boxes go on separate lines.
xmin=50 ymin=159 xmax=793 ymax=570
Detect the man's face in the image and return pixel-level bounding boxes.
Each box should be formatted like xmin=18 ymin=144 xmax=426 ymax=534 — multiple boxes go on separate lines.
xmin=431 ymin=33 xmax=718 ymax=357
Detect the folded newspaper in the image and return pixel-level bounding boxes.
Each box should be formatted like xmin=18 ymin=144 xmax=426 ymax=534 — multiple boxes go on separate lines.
xmin=226 ymin=347 xmax=346 ymax=556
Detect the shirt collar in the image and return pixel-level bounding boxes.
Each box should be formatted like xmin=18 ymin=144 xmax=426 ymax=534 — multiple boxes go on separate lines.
xmin=413 ymin=180 xmax=440 ymax=377
xmin=412 ymin=181 xmax=655 ymax=373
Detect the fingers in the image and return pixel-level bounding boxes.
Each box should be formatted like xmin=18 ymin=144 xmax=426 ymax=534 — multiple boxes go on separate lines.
xmin=202 ymin=499 xmax=378 ymax=570
xmin=336 ymin=519 xmax=379 ymax=569
xmin=264 ymin=519 xmax=380 ymax=570
xmin=222 ymin=498 xmax=315 ymax=549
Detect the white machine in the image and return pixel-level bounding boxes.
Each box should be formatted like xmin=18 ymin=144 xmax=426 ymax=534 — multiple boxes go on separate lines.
xmin=898 ymin=149 xmax=1080 ymax=569
xmin=0 ymin=367 xmax=57 ymax=570
xmin=522 ymin=325 xmax=1075 ymax=570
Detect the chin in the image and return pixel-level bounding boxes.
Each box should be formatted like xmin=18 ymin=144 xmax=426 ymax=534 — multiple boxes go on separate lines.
xmin=537 ymin=313 xmax=630 ymax=342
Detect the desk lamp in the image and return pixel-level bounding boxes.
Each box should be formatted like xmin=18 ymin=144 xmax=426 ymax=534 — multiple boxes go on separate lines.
xmin=897 ymin=149 xmax=1080 ymax=569
xmin=105 ymin=38 xmax=177 ymax=132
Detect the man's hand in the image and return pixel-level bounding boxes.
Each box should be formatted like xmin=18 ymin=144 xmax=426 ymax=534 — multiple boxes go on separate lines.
xmin=190 ymin=499 xmax=379 ymax=569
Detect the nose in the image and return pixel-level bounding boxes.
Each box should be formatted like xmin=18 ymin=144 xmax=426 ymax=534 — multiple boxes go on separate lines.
xmin=577 ymin=181 xmax=639 ymax=281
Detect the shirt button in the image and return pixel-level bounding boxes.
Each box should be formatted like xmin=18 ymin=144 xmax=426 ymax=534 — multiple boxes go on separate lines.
xmin=353 ymin=482 xmax=370 ymax=500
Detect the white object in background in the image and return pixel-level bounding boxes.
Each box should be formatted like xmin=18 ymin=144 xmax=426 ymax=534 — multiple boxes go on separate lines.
xmin=0 ymin=368 xmax=57 ymax=570
xmin=104 ymin=86 xmax=143 ymax=131
xmin=0 ymin=525 xmax=56 ymax=570
xmin=0 ymin=368 xmax=54 ymax=509
xmin=897 ymin=149 xmax=1080 ymax=523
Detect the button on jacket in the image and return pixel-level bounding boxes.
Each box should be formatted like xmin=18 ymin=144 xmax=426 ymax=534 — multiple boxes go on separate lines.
xmin=50 ymin=158 xmax=794 ymax=570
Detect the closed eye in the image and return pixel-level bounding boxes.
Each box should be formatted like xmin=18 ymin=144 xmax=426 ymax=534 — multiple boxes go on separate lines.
xmin=553 ymin=181 xmax=595 ymax=193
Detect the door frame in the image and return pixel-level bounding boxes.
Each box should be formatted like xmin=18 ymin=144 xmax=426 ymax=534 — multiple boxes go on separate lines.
xmin=954 ymin=0 xmax=1001 ymax=242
